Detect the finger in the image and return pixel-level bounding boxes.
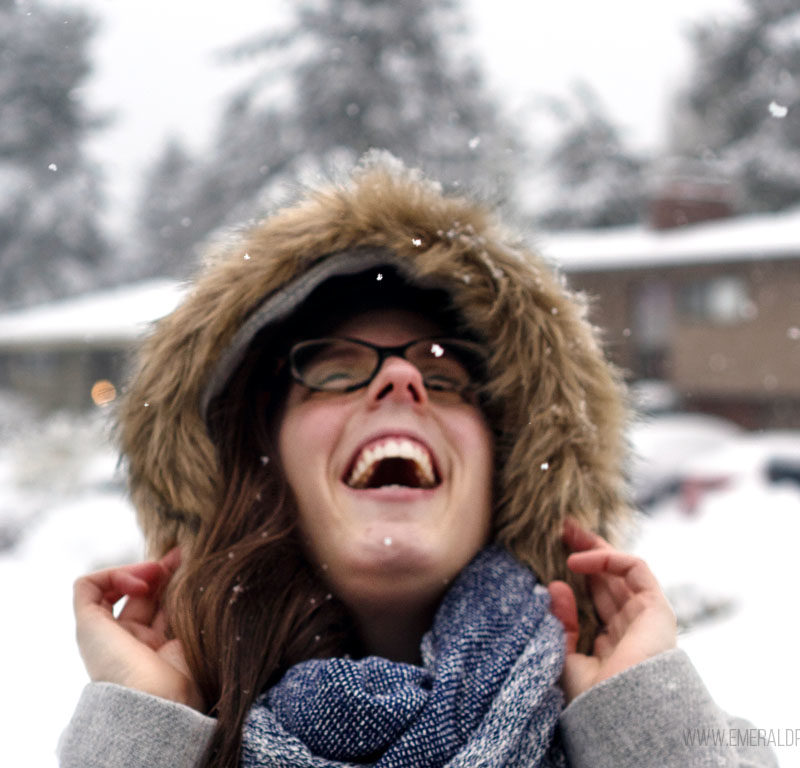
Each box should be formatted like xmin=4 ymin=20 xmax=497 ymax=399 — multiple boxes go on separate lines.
xmin=151 ymin=606 xmax=169 ymax=640
xmin=563 ymin=537 xmax=634 ymax=620
xmin=116 ymin=593 xmax=159 ymax=627
xmin=74 ymin=561 xmax=170 ymax=621
xmin=566 ymin=550 xmax=657 ymax=594
xmin=159 ymin=546 xmax=182 ymax=574
xmin=562 ymin=518 xmax=611 ymax=554
xmin=74 ymin=568 xmax=153 ymax=615
xmin=593 ymin=629 xmax=614 ymax=659
xmin=548 ymin=580 xmax=579 ymax=655
xmin=116 ymin=558 xmax=177 ymax=626
xmin=586 ymin=571 xmax=630 ymax=624
xmin=116 ymin=618 xmax=164 ymax=649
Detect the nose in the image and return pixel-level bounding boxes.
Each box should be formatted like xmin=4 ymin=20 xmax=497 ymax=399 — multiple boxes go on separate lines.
xmin=365 ymin=355 xmax=428 ymax=406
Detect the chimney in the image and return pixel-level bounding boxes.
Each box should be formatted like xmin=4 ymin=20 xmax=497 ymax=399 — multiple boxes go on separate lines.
xmin=647 ymin=158 xmax=737 ymax=230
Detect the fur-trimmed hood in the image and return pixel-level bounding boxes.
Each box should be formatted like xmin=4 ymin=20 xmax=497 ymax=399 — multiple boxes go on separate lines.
xmin=118 ymin=156 xmax=631 ymax=638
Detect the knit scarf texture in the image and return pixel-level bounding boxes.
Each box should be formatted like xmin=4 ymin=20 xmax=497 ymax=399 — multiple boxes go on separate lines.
xmin=240 ymin=547 xmax=567 ymax=767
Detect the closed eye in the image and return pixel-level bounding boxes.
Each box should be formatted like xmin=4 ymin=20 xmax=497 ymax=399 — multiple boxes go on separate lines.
xmin=423 ymin=374 xmax=462 ymax=391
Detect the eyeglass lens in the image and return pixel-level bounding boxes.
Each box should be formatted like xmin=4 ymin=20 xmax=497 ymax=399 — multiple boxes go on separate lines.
xmin=291 ymin=338 xmax=481 ymax=392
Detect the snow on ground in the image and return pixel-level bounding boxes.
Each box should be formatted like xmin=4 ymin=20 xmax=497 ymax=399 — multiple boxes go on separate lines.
xmin=0 ymin=406 xmax=798 ymax=766
xmin=633 ymin=487 xmax=800 ymax=767
xmin=0 ymin=407 xmax=145 ymax=768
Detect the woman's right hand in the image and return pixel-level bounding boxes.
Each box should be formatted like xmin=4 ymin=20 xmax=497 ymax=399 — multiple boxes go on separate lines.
xmin=73 ymin=548 xmax=204 ymax=711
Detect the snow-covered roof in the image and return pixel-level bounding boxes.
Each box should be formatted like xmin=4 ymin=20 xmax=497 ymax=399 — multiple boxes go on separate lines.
xmin=0 ymin=280 xmax=187 ymax=350
xmin=539 ymin=206 xmax=800 ymax=271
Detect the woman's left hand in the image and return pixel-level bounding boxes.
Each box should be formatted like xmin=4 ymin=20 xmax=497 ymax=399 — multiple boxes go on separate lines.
xmin=547 ymin=519 xmax=677 ymax=703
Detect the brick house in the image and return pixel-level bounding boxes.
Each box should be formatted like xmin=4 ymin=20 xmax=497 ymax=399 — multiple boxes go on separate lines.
xmin=542 ymin=206 xmax=800 ymax=428
xmin=0 ymin=280 xmax=184 ymax=411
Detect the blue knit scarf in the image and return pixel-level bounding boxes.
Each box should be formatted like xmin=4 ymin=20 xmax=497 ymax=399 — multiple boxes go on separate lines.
xmin=241 ymin=547 xmax=567 ymax=767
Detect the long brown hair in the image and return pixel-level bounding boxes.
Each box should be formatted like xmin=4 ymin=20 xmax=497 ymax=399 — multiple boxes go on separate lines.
xmin=166 ymin=339 xmax=354 ymax=768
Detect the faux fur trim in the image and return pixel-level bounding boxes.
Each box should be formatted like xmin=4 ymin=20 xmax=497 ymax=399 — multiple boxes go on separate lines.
xmin=117 ymin=156 xmax=631 ymax=647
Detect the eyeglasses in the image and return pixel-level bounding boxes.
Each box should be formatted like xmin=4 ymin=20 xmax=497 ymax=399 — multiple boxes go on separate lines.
xmin=288 ymin=337 xmax=487 ymax=394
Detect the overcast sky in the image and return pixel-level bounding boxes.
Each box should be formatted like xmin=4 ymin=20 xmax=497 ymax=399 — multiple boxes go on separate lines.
xmin=66 ymin=0 xmax=745 ymax=227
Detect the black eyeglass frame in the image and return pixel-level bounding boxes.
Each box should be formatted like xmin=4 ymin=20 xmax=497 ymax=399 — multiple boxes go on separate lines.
xmin=288 ymin=336 xmax=488 ymax=394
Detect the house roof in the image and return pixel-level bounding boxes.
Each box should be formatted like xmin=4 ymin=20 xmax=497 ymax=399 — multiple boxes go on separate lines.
xmin=538 ymin=205 xmax=800 ymax=272
xmin=0 ymin=280 xmax=186 ymax=351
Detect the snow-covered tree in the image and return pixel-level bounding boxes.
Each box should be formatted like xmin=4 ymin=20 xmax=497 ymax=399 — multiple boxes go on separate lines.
xmin=258 ymin=0 xmax=515 ymax=191
xmin=127 ymin=139 xmax=196 ymax=280
xmin=0 ymin=0 xmax=108 ymax=307
xmin=131 ymin=0 xmax=519 ymax=278
xmin=532 ymin=83 xmax=646 ymax=230
xmin=671 ymin=0 xmax=800 ymax=212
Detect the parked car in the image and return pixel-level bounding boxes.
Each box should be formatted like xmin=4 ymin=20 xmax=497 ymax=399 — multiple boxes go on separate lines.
xmin=630 ymin=413 xmax=800 ymax=512
xmin=628 ymin=412 xmax=742 ymax=509
xmin=676 ymin=431 xmax=800 ymax=512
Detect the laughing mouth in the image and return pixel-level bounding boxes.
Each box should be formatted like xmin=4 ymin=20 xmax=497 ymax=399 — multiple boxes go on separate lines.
xmin=345 ymin=437 xmax=440 ymax=490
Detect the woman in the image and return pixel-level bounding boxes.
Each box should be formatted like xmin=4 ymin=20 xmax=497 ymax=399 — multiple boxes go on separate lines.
xmin=60 ymin=156 xmax=775 ymax=768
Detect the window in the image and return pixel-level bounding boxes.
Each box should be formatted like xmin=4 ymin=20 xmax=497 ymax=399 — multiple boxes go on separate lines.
xmin=677 ymin=276 xmax=752 ymax=325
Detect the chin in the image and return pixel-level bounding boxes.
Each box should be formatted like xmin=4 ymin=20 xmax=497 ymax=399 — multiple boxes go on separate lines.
xmin=331 ymin=532 xmax=479 ymax=608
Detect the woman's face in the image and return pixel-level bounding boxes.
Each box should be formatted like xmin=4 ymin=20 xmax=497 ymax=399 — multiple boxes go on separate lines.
xmin=277 ymin=309 xmax=494 ymax=618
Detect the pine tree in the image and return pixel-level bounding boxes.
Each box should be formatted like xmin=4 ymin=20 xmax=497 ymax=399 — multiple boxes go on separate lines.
xmin=672 ymin=0 xmax=800 ymax=212
xmin=533 ymin=83 xmax=646 ymax=230
xmin=265 ymin=0 xmax=515 ymax=192
xmin=132 ymin=0 xmax=519 ymax=279
xmin=128 ymin=139 xmax=196 ymax=280
xmin=0 ymin=0 xmax=108 ymax=307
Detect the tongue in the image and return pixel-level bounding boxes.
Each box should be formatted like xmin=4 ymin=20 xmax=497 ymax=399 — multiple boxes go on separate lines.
xmin=366 ymin=457 xmax=421 ymax=489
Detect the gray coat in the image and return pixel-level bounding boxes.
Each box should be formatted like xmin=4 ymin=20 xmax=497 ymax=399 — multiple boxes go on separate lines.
xmin=58 ymin=649 xmax=777 ymax=768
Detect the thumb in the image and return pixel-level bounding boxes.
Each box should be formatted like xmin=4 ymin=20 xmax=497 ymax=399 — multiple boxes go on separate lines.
xmin=157 ymin=638 xmax=192 ymax=678
xmin=548 ymin=580 xmax=579 ymax=655
xmin=157 ymin=638 xmax=204 ymax=711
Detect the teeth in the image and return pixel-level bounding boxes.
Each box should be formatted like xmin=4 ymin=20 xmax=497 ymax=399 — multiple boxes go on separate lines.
xmin=346 ymin=438 xmax=436 ymax=489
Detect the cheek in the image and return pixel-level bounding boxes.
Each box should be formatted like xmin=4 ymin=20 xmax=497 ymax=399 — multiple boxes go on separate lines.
xmin=277 ymin=397 xmax=346 ymax=496
xmin=279 ymin=410 xmax=315 ymax=490
xmin=443 ymin=408 xmax=495 ymax=527
xmin=454 ymin=411 xmax=494 ymax=478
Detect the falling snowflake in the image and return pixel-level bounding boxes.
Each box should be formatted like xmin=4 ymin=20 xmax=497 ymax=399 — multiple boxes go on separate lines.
xmin=768 ymin=101 xmax=788 ymax=118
